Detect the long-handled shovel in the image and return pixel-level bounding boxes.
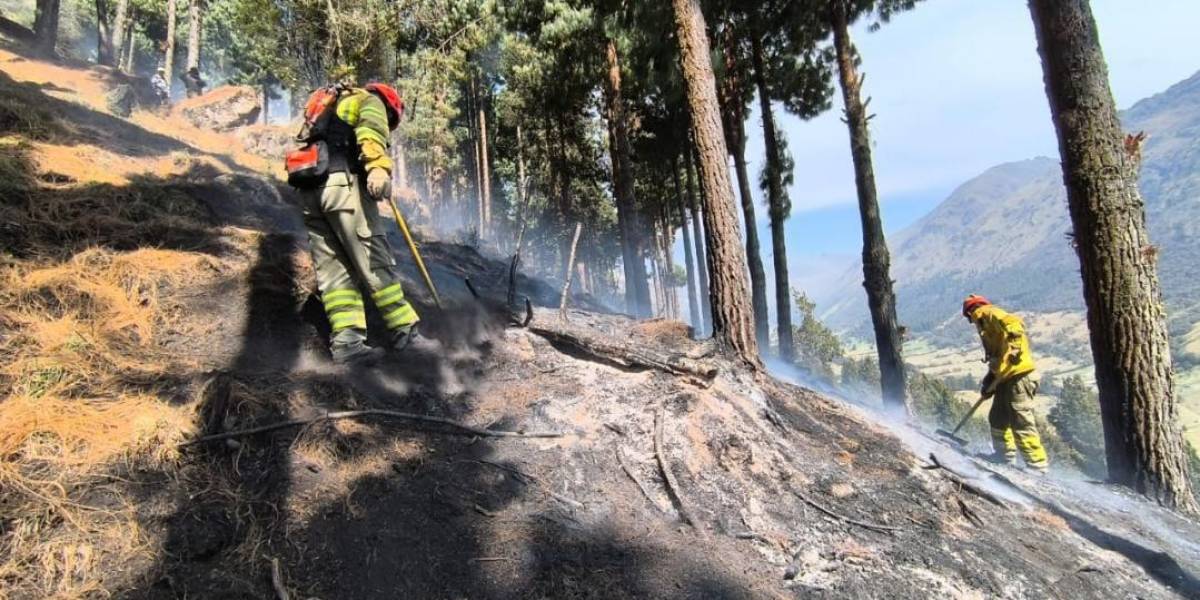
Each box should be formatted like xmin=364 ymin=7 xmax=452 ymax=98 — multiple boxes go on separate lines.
xmin=385 ymin=196 xmax=441 ymax=309
xmin=935 ymin=396 xmax=988 ymax=447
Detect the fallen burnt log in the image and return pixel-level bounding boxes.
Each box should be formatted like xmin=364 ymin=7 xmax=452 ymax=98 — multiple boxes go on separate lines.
xmin=527 ymin=322 xmax=718 ymax=381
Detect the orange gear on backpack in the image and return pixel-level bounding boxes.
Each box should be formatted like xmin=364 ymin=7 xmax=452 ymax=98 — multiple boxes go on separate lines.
xmin=364 ymin=83 xmax=403 ymax=130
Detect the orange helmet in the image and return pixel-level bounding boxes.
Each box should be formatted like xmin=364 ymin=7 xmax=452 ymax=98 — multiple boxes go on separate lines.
xmin=962 ymin=294 xmax=990 ymax=318
xmin=364 ymin=82 xmax=403 ymax=130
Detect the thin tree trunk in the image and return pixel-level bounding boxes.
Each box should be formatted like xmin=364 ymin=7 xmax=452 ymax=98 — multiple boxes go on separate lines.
xmin=671 ymin=0 xmax=760 ymax=366
xmin=662 ymin=207 xmax=679 ymax=319
xmin=323 ymin=0 xmax=343 ymax=64
xmin=122 ymin=16 xmax=135 ymax=72
xmin=720 ymin=24 xmax=770 ymax=350
xmin=112 ymin=0 xmax=129 ymax=69
xmin=674 ymin=153 xmax=701 ymax=333
xmin=185 ymin=0 xmax=201 ymax=70
xmin=649 ymin=242 xmax=663 ymax=317
xmin=604 ymin=38 xmax=652 ymax=318
xmin=560 ymin=222 xmax=583 ymax=320
xmin=391 ymin=130 xmax=408 ymax=193
xmin=33 ymin=0 xmax=61 ymax=55
xmin=750 ymin=34 xmax=794 ymax=363
xmin=478 ymin=87 xmax=492 ymax=240
xmin=164 ymin=0 xmax=176 ymax=83
xmin=684 ymin=141 xmax=711 ymax=335
xmin=831 ymin=1 xmax=907 ymax=411
xmin=1028 ymin=0 xmax=1197 ymax=513
xmin=515 ymin=122 xmax=527 ymax=252
xmin=95 ymin=0 xmax=115 ymax=66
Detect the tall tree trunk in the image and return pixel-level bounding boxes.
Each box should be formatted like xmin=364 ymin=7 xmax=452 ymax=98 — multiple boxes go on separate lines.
xmin=122 ymin=16 xmax=135 ymax=72
xmin=1028 ymin=0 xmax=1197 ymax=513
xmin=478 ymin=88 xmax=492 ymax=240
xmin=604 ymin=38 xmax=651 ymax=318
xmin=185 ymin=0 xmax=201 ymax=71
xmin=831 ymin=1 xmax=907 ymax=411
xmin=684 ymin=142 xmax=711 ymax=335
xmin=515 ymin=122 xmax=527 ymax=252
xmin=671 ymin=0 xmax=760 ymax=366
xmin=661 ymin=208 xmax=679 ymax=319
xmin=750 ymin=34 xmax=794 ymax=362
xmin=164 ymin=0 xmax=177 ymax=83
xmin=33 ymin=0 xmax=61 ymax=55
xmin=649 ymin=240 xmax=663 ymax=316
xmin=720 ymin=25 xmax=770 ymax=351
xmin=471 ymin=78 xmax=484 ymax=232
xmin=111 ymin=0 xmax=129 ymax=69
xmin=95 ymin=0 xmax=115 ymax=66
xmin=674 ymin=153 xmax=701 ymax=333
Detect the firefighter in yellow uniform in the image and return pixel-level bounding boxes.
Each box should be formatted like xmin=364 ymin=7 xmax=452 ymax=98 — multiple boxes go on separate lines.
xmin=301 ymin=82 xmax=419 ymax=365
xmin=962 ymin=295 xmax=1048 ymax=472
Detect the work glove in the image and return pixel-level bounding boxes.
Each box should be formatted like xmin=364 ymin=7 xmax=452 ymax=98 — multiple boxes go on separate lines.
xmin=366 ymin=168 xmax=392 ymax=201
xmin=980 ymin=372 xmax=997 ymax=399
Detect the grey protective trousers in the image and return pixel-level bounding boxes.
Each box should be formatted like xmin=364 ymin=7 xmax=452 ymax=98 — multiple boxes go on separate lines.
xmin=301 ymin=170 xmax=419 ymax=347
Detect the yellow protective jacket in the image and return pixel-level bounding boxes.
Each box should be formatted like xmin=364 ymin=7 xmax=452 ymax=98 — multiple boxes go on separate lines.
xmin=974 ymin=304 xmax=1035 ymax=383
xmin=334 ymin=88 xmax=393 ymax=174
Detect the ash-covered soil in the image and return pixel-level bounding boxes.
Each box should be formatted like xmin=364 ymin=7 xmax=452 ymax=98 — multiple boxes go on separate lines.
xmin=3 ymin=40 xmax=1198 ymax=599
xmin=127 ymin=192 xmax=1200 ymax=599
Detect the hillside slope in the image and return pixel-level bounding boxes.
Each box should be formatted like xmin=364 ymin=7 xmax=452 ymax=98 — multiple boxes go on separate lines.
xmin=823 ymin=70 xmax=1200 ymax=354
xmin=3 ymin=40 xmax=1200 ymax=600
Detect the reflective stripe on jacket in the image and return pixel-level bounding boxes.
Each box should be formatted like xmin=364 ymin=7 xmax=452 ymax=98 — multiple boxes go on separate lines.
xmin=974 ymin=304 xmax=1035 ymax=382
xmin=334 ymin=89 xmax=393 ymax=174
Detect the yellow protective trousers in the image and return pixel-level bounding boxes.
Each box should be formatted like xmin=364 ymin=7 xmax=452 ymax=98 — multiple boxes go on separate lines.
xmin=988 ymin=372 xmax=1048 ymax=470
xmin=301 ymin=171 xmax=419 ymax=347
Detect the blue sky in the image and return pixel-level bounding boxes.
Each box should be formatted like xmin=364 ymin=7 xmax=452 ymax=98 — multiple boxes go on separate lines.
xmin=720 ymin=0 xmax=1200 ymax=306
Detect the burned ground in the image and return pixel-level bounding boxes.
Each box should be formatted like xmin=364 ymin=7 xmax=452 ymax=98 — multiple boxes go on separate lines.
xmin=2 ymin=40 xmax=1199 ymax=600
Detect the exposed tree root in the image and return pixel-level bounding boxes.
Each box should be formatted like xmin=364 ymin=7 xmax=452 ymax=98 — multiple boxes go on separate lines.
xmin=790 ymin=488 xmax=905 ymax=534
xmin=179 ymin=409 xmax=565 ymax=446
xmin=270 ymin=556 xmax=290 ymax=600
xmin=616 ymin=445 xmax=666 ymax=514
xmin=655 ymin=405 xmax=704 ymax=535
xmin=926 ymin=453 xmax=1010 ymax=508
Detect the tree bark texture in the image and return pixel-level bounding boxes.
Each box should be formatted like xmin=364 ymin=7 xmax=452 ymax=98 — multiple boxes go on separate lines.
xmin=674 ymin=154 xmax=702 ymax=333
xmin=560 ymin=222 xmax=583 ymax=319
xmin=604 ymin=38 xmax=652 ymax=318
xmin=478 ymin=88 xmax=492 ymax=239
xmin=34 ymin=0 xmax=61 ymax=54
xmin=720 ymin=27 xmax=770 ymax=351
xmin=672 ymin=0 xmax=760 ymax=366
xmin=122 ymin=16 xmax=135 ymax=72
xmin=1028 ymin=0 xmax=1196 ymax=512
xmin=186 ymin=0 xmax=201 ymax=71
xmin=164 ymin=0 xmax=177 ymax=83
xmin=685 ymin=142 xmax=712 ymax=335
xmin=831 ymin=1 xmax=907 ymax=411
xmin=112 ymin=0 xmax=129 ymax=69
xmin=750 ymin=35 xmax=794 ymax=362
xmin=94 ymin=0 xmax=115 ymax=66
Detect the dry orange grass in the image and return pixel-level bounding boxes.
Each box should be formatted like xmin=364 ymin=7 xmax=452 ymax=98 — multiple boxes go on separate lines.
xmin=0 ymin=247 xmax=223 ymax=597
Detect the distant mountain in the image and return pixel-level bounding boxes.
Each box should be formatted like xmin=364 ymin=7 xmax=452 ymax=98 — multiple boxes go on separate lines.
xmin=823 ymin=70 xmax=1200 ymax=356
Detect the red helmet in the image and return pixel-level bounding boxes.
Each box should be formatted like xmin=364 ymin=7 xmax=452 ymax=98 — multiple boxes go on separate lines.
xmin=962 ymin=294 xmax=990 ymax=318
xmin=364 ymin=82 xmax=403 ymax=130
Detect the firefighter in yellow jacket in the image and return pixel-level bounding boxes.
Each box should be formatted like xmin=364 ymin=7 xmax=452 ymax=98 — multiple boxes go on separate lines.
xmin=301 ymin=83 xmax=419 ymax=365
xmin=962 ymin=295 xmax=1048 ymax=472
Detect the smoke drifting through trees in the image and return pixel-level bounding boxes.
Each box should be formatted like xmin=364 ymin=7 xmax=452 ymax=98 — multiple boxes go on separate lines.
xmin=23 ymin=0 xmax=1197 ymax=509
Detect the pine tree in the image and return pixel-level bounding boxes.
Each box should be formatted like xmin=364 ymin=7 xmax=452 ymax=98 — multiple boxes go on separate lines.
xmin=824 ymin=0 xmax=920 ymax=412
xmin=671 ymin=0 xmax=759 ymax=365
xmin=33 ymin=0 xmax=61 ymax=55
xmin=1029 ymin=0 xmax=1197 ymax=512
